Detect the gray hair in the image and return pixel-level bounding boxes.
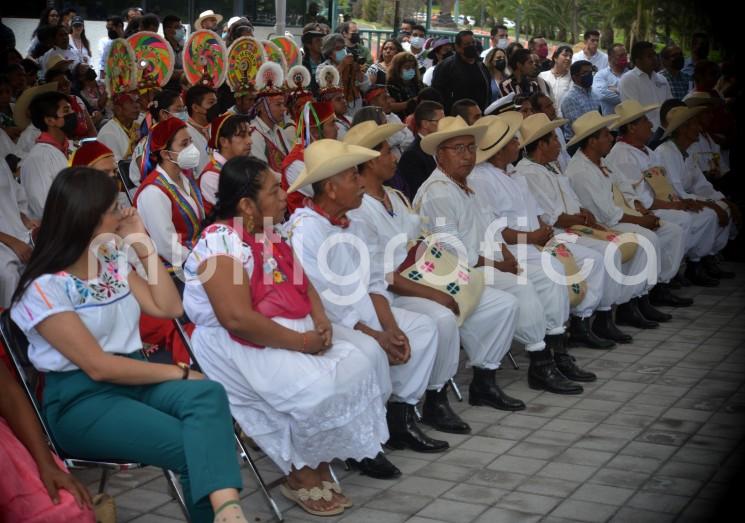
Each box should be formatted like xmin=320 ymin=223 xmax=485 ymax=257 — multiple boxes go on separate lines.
xmin=322 ymin=33 xmax=345 ymax=58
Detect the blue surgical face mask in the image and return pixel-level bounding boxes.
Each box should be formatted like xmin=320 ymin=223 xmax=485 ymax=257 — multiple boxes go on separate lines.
xmin=334 ymin=49 xmax=347 ymax=63
xmin=409 ymin=36 xmax=425 ymax=50
xmin=174 ymin=28 xmax=186 ymax=41
xmin=170 ymin=110 xmax=188 ymax=122
xmin=402 ymin=68 xmax=416 ymax=81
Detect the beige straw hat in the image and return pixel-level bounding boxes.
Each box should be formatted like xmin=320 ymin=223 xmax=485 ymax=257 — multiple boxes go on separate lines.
xmin=343 ymin=121 xmax=405 ymax=149
xmin=420 ymin=116 xmax=488 ymax=155
xmin=518 ymin=113 xmax=568 ymax=148
xmin=566 ymin=111 xmax=619 ymax=147
xmin=288 ymin=139 xmax=380 ymax=193
xmin=473 ymin=111 xmax=523 ymax=164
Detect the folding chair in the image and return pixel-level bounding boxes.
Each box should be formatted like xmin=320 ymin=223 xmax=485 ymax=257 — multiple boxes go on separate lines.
xmin=171 ymin=319 xmax=285 ymax=522
xmin=0 ymin=310 xmax=192 ymax=521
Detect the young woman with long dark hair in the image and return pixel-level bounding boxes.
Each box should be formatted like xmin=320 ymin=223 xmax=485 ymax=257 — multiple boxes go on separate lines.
xmin=10 ymin=167 xmax=248 ymax=523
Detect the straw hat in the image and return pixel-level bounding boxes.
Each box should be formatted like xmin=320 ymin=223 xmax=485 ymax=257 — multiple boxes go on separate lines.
xmin=683 ymin=91 xmax=723 ymax=108
xmin=288 ymin=139 xmax=380 ymax=193
xmin=518 ymin=113 xmax=568 ymax=148
xmin=566 ymin=111 xmax=619 ymax=148
xmin=194 ymin=10 xmax=223 ymax=30
xmin=45 ymin=53 xmax=74 ymax=73
xmin=343 ymin=121 xmax=405 ymax=149
xmin=473 ymin=111 xmax=523 ymax=164
xmin=13 ymin=82 xmax=58 ymax=129
xmin=420 ymin=116 xmax=488 ymax=155
xmin=661 ymin=106 xmax=707 ymax=139
xmin=226 ymin=16 xmax=243 ymax=30
xmin=609 ymin=100 xmax=659 ymax=130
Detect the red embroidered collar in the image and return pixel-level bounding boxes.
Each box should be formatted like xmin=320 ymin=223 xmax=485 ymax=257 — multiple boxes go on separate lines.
xmin=35 ymin=132 xmax=69 ymax=157
xmin=305 ymin=199 xmax=350 ymax=229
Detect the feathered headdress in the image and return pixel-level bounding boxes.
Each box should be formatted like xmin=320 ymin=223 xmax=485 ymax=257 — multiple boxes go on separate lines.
xmin=316 ymin=64 xmax=343 ymax=101
xmin=286 ymin=65 xmax=313 ymax=123
xmin=255 ymin=61 xmax=285 ymax=99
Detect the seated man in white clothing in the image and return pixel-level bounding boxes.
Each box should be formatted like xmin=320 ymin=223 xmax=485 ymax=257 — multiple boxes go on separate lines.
xmin=606 ymin=100 xmax=721 ymax=288
xmin=414 ymin=116 xmax=588 ymax=395
xmin=97 ymin=92 xmax=140 ymax=162
xmin=285 ymin=139 xmax=449 ymax=456
xmin=345 ymin=120 xmax=522 ymax=426
xmin=653 ymin=105 xmax=735 ymax=280
xmin=565 ymin=111 xmax=692 ymax=316
xmin=471 ymin=112 xmax=621 ymax=349
xmin=184 ymin=85 xmax=219 ymax=174
xmin=514 ymin=113 xmax=664 ymax=332
xmin=20 ymin=90 xmax=73 ymax=221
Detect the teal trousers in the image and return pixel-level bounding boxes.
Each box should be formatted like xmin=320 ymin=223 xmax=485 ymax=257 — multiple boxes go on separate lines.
xmin=43 ymin=360 xmax=242 ymax=523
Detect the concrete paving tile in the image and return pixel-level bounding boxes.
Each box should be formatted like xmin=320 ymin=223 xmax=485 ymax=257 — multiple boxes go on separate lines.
xmin=337 ymin=508 xmax=409 ymax=523
xmin=441 ymin=483 xmax=509 ymax=506
xmin=507 ymin=441 xmax=567 ymax=460
xmin=642 ymin=475 xmax=704 ymax=497
xmin=570 ymin=483 xmax=635 ymax=506
xmin=572 ymin=434 xmax=628 ymax=453
xmin=476 ymin=424 xmax=532 ymax=441
xmin=627 ymin=491 xmax=690 ymax=513
xmin=415 ymin=499 xmax=488 ymax=523
xmin=603 ymin=413 xmax=658 ymax=429
xmin=555 ymin=447 xmax=614 ymax=467
xmin=523 ymin=429 xmax=582 ymax=446
xmin=550 ymin=499 xmax=617 ymax=522
xmin=364 ymin=490 xmax=433 ymax=516
xmin=557 ymin=408 xmax=609 ymax=423
xmin=673 ymin=446 xmax=729 ymax=466
xmin=649 ymin=418 xmax=703 ymax=434
xmin=437 ymin=449 xmax=499 ymax=469
xmin=114 ymin=488 xmax=173 ymax=513
xmin=536 ymin=462 xmax=598 ymax=482
xmin=472 ymin=507 xmax=541 ymax=523
xmin=618 ymin=441 xmax=678 ymax=460
xmin=395 ymin=477 xmax=456 ymax=498
xmin=415 ymin=462 xmax=478 ymax=483
xmin=514 ymin=476 xmax=580 ymax=498
xmin=458 ymin=435 xmax=518 ymax=455
xmin=635 ymin=429 xmax=689 ymax=447
xmin=486 ymin=455 xmax=547 ymax=475
xmin=606 ymin=454 xmax=664 ymax=474
xmin=610 ymin=507 xmax=676 ymax=522
xmin=590 ymin=468 xmax=651 ymax=489
xmin=497 ymin=491 xmax=562 ymax=515
xmin=464 ymin=469 xmax=529 ymax=490
xmin=675 ymin=499 xmax=721 ymax=523
xmin=499 ymin=414 xmax=551 ymax=430
xmin=539 ymin=419 xmax=598 ymax=435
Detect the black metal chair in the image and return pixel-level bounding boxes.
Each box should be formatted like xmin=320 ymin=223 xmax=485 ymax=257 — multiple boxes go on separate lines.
xmin=0 ymin=310 xmax=191 ymax=521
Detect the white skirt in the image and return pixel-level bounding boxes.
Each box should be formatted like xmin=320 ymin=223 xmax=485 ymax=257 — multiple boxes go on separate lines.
xmin=191 ymin=315 xmax=390 ymax=473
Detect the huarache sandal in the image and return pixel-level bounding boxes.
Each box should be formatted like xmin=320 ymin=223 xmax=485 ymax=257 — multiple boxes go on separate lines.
xmin=279 ymin=482 xmax=344 ymax=517
xmin=322 ymin=480 xmax=353 ymax=508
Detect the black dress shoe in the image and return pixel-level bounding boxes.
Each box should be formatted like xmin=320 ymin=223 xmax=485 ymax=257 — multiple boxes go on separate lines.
xmin=592 ymin=310 xmax=633 ymax=343
xmin=468 ymin=367 xmax=525 ymax=411
xmin=637 ymin=294 xmax=672 ymax=322
xmin=668 ymin=278 xmax=682 ymax=289
xmin=554 ymin=352 xmax=597 ymax=382
xmin=347 ymin=452 xmax=401 ymax=479
xmin=527 ymin=341 xmax=583 ymax=395
xmin=649 ymin=283 xmax=693 ymax=307
xmin=422 ymin=384 xmax=472 ymax=433
xmin=703 ymin=256 xmax=735 ymax=279
xmin=568 ymin=315 xmax=615 ymax=349
xmin=685 ymin=261 xmax=720 ymax=287
xmin=616 ymin=299 xmax=659 ymax=329
xmin=385 ymin=402 xmax=449 ymax=453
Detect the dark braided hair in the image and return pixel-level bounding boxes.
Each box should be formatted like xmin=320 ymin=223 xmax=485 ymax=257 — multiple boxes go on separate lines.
xmin=205 ymin=156 xmax=269 ymax=226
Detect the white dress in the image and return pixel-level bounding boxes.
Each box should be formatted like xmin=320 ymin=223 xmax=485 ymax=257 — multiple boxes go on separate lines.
xmin=182 ymin=224 xmax=390 ymax=473
xmin=349 ymin=191 xmax=517 ymax=379
xmin=414 ymin=168 xmax=566 ymax=351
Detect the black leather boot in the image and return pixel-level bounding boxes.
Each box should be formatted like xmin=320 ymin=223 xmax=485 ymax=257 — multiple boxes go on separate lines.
xmin=685 ymin=261 xmax=720 ymax=287
xmin=385 ymin=402 xmax=449 ymax=453
xmin=347 ymin=452 xmax=401 ymax=479
xmin=568 ymin=315 xmax=615 ymax=349
xmin=703 ymin=256 xmax=735 ymax=279
xmin=527 ymin=342 xmax=583 ymax=395
xmin=468 ymin=367 xmax=525 ymax=411
xmin=592 ymin=310 xmax=633 ymax=343
xmin=637 ymin=294 xmax=672 ymax=322
xmin=649 ymin=283 xmax=693 ymax=307
xmin=616 ymin=299 xmax=659 ymax=329
xmin=422 ymin=384 xmax=472 ymax=433
xmin=549 ymin=334 xmax=597 ymax=382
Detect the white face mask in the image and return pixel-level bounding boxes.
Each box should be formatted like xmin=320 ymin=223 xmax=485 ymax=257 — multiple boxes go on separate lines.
xmin=170 ymin=110 xmax=188 ymax=122
xmin=497 ymin=38 xmax=508 ymax=50
xmin=410 ymin=36 xmax=425 ymax=50
xmin=168 ymin=143 xmax=200 ymax=170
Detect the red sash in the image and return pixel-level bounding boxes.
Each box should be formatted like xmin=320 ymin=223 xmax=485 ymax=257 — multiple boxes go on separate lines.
xmin=280 ymin=143 xmax=307 ymax=214
xmin=198 ymin=154 xmax=223 ymax=216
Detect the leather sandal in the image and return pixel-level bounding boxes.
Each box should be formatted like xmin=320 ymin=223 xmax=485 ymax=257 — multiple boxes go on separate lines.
xmin=279 ymin=482 xmax=344 ymax=516
xmin=322 ymin=481 xmax=352 ymax=508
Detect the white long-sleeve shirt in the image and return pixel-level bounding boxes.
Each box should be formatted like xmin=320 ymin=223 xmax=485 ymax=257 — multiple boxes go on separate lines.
xmin=513 ymin=158 xmax=582 ymax=226
xmin=605 ymin=141 xmax=658 ymax=209
xmin=469 ymin=163 xmax=542 ymax=232
xmin=619 ymin=68 xmax=672 ymax=129
xmin=565 ymin=150 xmax=628 ymax=227
xmin=653 ymin=140 xmax=724 ymax=201
xmin=20 ymin=142 xmax=68 ymax=220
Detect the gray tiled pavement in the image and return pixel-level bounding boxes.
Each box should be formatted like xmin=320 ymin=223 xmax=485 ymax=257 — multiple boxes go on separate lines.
xmin=73 ymin=266 xmax=745 ymax=522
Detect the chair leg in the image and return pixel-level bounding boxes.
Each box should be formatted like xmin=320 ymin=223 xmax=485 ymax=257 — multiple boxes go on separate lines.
xmin=507 ymin=350 xmax=520 ymax=370
xmin=448 ymin=378 xmax=463 ymax=402
xmin=163 ymin=469 xmax=191 ymax=522
xmin=235 ymin=433 xmax=284 ymax=522
xmin=97 ymin=469 xmax=109 ymax=494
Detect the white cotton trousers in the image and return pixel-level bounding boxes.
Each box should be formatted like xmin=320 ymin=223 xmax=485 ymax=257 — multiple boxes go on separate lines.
xmin=478 ymin=264 xmax=569 ymax=352
xmin=191 ymin=315 xmax=391 ymax=474
xmin=0 ymin=244 xmax=23 ymax=308
xmin=654 ymin=208 xmax=716 ymax=262
xmin=509 ymin=242 xmax=607 ymax=318
xmin=335 ymin=306 xmax=438 ymax=405
xmin=615 ymin=220 xmax=685 ymax=283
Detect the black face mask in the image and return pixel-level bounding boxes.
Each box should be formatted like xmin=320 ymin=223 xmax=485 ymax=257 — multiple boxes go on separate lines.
xmin=349 ymin=32 xmax=360 ymax=45
xmin=206 ymin=104 xmax=221 ymax=123
xmin=463 ymin=45 xmax=478 ymax=59
xmin=107 ymin=29 xmax=119 ymax=40
xmin=84 ymin=68 xmax=97 ymax=81
xmin=671 ymin=56 xmax=685 ymax=70
xmin=60 ymin=113 xmax=78 ymax=137
xmin=494 ymin=59 xmax=506 ymax=71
